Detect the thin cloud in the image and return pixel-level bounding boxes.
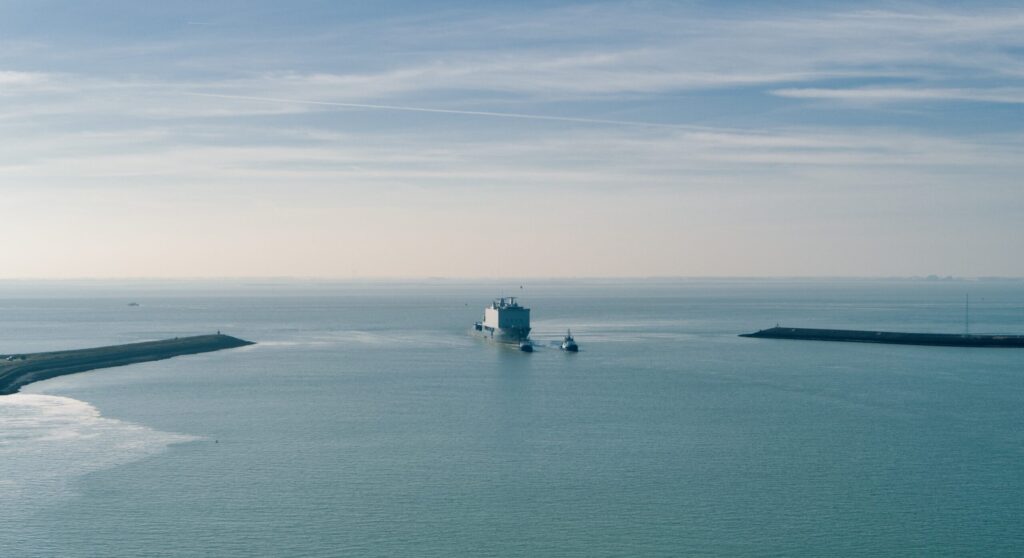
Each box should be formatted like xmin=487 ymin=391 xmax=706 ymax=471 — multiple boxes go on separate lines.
xmin=184 ymin=92 xmax=725 ymax=131
xmin=0 ymin=70 xmax=51 ymax=87
xmin=772 ymin=87 xmax=1024 ymax=104
xmin=8 ymin=123 xmax=1021 ymax=187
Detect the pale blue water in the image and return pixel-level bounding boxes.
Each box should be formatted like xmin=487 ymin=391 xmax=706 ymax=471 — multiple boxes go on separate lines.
xmin=2 ymin=279 xmax=1023 ymax=556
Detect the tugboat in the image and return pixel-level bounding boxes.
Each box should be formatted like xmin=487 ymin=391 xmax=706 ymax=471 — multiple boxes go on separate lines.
xmin=473 ymin=297 xmax=533 ymax=351
xmin=560 ymin=329 xmax=579 ymax=352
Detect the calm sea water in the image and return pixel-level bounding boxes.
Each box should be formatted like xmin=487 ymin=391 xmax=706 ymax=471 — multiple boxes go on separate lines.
xmin=2 ymin=279 xmax=1023 ymax=557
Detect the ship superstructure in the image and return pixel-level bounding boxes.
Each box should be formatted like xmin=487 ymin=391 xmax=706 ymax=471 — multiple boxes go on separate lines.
xmin=474 ymin=297 xmax=532 ymax=346
xmin=561 ymin=329 xmax=579 ymax=352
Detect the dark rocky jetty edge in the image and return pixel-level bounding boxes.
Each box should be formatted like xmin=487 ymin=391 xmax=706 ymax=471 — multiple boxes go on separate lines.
xmin=0 ymin=334 xmax=255 ymax=395
xmin=740 ymin=327 xmax=1024 ymax=348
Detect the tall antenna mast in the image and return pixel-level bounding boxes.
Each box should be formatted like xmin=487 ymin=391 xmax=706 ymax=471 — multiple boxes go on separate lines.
xmin=965 ymin=294 xmax=970 ymax=335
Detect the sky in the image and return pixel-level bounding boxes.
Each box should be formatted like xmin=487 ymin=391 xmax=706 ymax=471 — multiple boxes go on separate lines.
xmin=1 ymin=0 xmax=1023 ymax=278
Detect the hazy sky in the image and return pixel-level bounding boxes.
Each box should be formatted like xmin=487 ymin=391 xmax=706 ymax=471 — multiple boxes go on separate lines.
xmin=2 ymin=1 xmax=1023 ymax=278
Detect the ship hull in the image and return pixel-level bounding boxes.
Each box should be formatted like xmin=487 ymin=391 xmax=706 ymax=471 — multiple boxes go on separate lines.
xmin=473 ymin=322 xmax=531 ymax=345
xmin=741 ymin=327 xmax=1024 ymax=348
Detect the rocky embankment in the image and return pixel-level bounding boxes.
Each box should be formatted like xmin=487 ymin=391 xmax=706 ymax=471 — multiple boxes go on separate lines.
xmin=0 ymin=334 xmax=254 ymax=395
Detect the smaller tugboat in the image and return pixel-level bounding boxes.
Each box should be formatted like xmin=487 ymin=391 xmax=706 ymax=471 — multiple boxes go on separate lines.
xmin=560 ymin=329 xmax=579 ymax=352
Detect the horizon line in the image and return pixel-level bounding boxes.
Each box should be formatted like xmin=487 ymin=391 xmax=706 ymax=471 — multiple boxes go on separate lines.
xmin=1 ymin=275 xmax=1020 ymax=282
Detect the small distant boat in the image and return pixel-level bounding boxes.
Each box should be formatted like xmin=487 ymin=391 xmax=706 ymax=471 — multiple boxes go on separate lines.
xmin=560 ymin=329 xmax=579 ymax=352
xmin=127 ymin=302 xmax=140 ymax=307
xmin=519 ymin=341 xmax=534 ymax=353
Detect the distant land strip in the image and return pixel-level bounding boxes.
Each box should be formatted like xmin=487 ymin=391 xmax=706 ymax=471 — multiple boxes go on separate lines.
xmin=0 ymin=334 xmax=255 ymax=395
xmin=740 ymin=327 xmax=1024 ymax=348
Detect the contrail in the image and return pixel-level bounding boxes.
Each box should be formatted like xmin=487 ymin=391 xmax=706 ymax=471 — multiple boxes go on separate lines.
xmin=185 ymin=92 xmax=722 ymax=131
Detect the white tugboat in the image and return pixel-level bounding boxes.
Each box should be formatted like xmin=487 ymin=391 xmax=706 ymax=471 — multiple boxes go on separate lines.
xmin=560 ymin=329 xmax=579 ymax=352
xmin=474 ymin=297 xmax=533 ymax=351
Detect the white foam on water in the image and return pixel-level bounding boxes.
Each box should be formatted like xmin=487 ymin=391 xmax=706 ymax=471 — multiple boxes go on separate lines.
xmin=529 ymin=320 xmax=700 ymax=344
xmin=0 ymin=393 xmax=198 ymax=508
xmin=258 ymin=330 xmax=475 ymax=349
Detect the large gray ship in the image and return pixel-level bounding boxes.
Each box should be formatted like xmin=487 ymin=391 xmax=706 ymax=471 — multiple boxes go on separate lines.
xmin=473 ymin=297 xmax=533 ymax=351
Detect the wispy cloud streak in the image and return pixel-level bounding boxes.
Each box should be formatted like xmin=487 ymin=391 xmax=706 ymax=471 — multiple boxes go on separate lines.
xmin=185 ymin=92 xmax=724 ymax=131
xmin=772 ymin=87 xmax=1024 ymax=104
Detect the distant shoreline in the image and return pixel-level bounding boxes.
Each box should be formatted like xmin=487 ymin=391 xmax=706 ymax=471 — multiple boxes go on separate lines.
xmin=0 ymin=334 xmax=254 ymax=395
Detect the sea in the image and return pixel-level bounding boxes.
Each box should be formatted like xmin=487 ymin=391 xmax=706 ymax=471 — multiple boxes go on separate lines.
xmin=1 ymin=279 xmax=1023 ymax=557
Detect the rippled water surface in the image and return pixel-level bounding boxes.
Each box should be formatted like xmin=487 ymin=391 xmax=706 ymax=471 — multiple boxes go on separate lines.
xmin=2 ymin=279 xmax=1023 ymax=556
